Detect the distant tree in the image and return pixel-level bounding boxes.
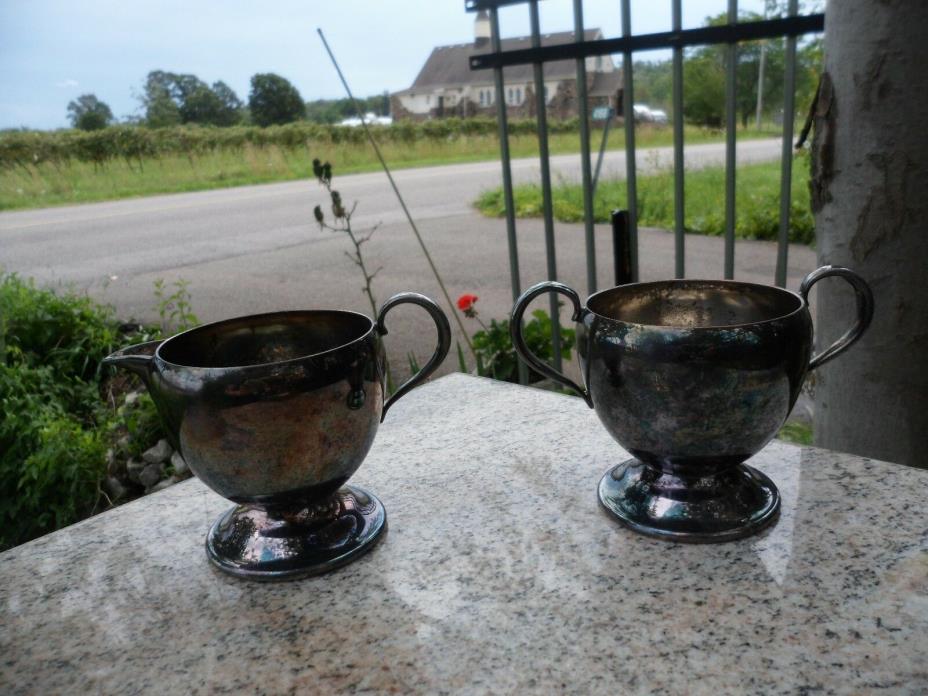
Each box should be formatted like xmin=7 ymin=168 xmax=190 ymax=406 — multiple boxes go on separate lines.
xmin=67 ymin=94 xmax=113 ymax=131
xmin=248 ymin=73 xmax=305 ymax=126
xmin=142 ymin=70 xmax=181 ymax=128
xmin=632 ymin=61 xmax=673 ymax=110
xmin=140 ymin=70 xmax=243 ymax=127
xmin=683 ymin=51 xmax=726 ymax=127
xmin=681 ymin=8 xmax=821 ymax=128
xmin=209 ymin=81 xmax=244 ymax=126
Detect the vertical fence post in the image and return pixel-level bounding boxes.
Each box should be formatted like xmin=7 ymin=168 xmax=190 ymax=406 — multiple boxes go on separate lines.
xmin=620 ymin=0 xmax=640 ymax=283
xmin=672 ymin=0 xmax=685 ymax=279
xmin=775 ymin=0 xmax=799 ymax=288
xmin=529 ymin=0 xmax=562 ymax=371
xmin=489 ymin=6 xmax=528 ymax=384
xmin=611 ymin=209 xmax=633 ymax=286
xmin=573 ymin=0 xmax=598 ymax=295
xmin=724 ymin=0 xmax=738 ymax=280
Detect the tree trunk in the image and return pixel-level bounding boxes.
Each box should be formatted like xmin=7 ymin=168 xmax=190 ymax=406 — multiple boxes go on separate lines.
xmin=812 ymin=0 xmax=928 ymax=467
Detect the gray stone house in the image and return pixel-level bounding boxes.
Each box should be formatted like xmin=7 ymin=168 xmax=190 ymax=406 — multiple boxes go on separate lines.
xmin=392 ymin=10 xmax=622 ymax=121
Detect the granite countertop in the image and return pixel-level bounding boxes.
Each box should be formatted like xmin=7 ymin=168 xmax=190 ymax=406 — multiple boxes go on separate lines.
xmin=2 ymin=373 xmax=926 ymax=695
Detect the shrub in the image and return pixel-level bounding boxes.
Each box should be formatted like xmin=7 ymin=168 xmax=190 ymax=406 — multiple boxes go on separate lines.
xmin=0 ymin=274 xmax=174 ymax=550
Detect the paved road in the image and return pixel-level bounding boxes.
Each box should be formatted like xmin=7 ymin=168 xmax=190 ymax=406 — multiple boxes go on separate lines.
xmin=0 ymin=138 xmax=814 ymax=379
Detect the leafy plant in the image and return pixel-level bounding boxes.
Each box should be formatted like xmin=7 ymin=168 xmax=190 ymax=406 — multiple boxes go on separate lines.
xmin=458 ymin=294 xmax=575 ymax=383
xmin=0 ymin=273 xmax=197 ymax=550
xmin=471 ymin=309 xmax=575 ymax=383
xmin=153 ymin=278 xmax=199 ymax=334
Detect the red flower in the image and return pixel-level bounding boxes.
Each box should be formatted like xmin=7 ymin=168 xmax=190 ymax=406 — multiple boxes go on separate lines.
xmin=457 ymin=294 xmax=479 ymax=312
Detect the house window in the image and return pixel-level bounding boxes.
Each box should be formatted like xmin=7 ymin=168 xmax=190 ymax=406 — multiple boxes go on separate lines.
xmin=544 ymin=86 xmax=549 ymax=101
xmin=516 ymin=88 xmax=521 ymax=102
xmin=479 ymin=90 xmax=485 ymax=106
xmin=426 ymin=95 xmax=430 ymax=105
xmin=508 ymin=88 xmax=513 ymax=104
xmin=596 ymin=56 xmax=603 ymax=70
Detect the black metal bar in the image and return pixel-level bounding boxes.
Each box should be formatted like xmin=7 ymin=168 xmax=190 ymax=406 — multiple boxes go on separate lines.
xmin=621 ymin=0 xmax=639 ymax=284
xmin=529 ymin=0 xmax=562 ymax=372
xmin=470 ymin=15 xmax=823 ymax=70
xmin=724 ymin=0 xmax=737 ymax=280
xmin=465 ymin=0 xmax=527 ymax=10
xmin=672 ymin=0 xmax=685 ymax=279
xmin=574 ymin=0 xmax=597 ymax=295
xmin=488 ymin=6 xmax=527 ymax=384
xmin=611 ymin=210 xmax=633 ymax=286
xmin=775 ymin=0 xmax=800 ymax=287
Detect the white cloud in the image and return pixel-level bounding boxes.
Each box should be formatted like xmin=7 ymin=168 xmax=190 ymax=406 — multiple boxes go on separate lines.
xmin=56 ymin=79 xmax=79 ymax=88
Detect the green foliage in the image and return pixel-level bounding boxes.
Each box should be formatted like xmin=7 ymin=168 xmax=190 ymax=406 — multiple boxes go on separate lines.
xmin=0 ymin=274 xmax=119 ymax=381
xmin=778 ymin=421 xmax=813 ymax=445
xmin=152 ymin=278 xmax=199 ymax=334
xmin=0 ymin=274 xmax=195 ymax=550
xmin=0 ymin=275 xmax=120 ymax=549
xmin=140 ymin=71 xmax=243 ymax=128
xmin=627 ymin=8 xmax=823 ymax=128
xmin=0 ymin=118 xmax=581 ymax=172
xmin=67 ymin=94 xmax=114 ymax=132
xmin=249 ymin=73 xmax=306 ymax=127
xmin=471 ymin=310 xmax=575 ymax=383
xmin=683 ymin=52 xmax=726 ymax=128
xmin=0 ymin=122 xmax=774 ymax=211
xmin=476 ymin=156 xmax=815 ymax=246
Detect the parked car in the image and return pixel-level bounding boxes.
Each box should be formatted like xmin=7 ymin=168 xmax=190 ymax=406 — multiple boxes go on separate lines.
xmin=633 ymin=104 xmax=668 ymax=124
xmin=338 ymin=112 xmax=393 ymax=127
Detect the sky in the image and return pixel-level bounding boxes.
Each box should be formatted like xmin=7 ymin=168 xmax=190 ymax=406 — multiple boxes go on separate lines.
xmin=1 ymin=0 xmax=774 ymax=130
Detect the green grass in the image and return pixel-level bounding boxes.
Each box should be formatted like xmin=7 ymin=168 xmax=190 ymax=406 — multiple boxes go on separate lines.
xmin=475 ymin=154 xmax=814 ymax=245
xmin=0 ymin=124 xmax=779 ymax=211
xmin=777 ymin=421 xmax=813 ymax=445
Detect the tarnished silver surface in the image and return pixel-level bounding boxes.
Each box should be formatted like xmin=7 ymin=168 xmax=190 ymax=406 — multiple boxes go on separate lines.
xmin=104 ymin=293 xmax=450 ymax=579
xmin=512 ymin=266 xmax=874 ymax=542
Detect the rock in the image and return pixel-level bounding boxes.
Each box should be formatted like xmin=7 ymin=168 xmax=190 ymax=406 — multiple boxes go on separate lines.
xmin=151 ymin=476 xmax=178 ymax=493
xmin=105 ymin=448 xmax=122 ymax=477
xmin=143 ymin=439 xmax=173 ymax=464
xmin=139 ymin=463 xmax=163 ymax=489
xmin=116 ymin=434 xmax=131 ymax=453
xmin=103 ymin=476 xmax=127 ymax=502
xmin=124 ymin=391 xmax=139 ymax=406
xmin=170 ymin=451 xmax=188 ymax=476
xmin=126 ymin=458 xmax=145 ymax=484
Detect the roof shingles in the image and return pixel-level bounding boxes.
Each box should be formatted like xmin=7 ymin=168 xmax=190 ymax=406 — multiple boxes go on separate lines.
xmin=409 ymin=29 xmax=612 ymax=90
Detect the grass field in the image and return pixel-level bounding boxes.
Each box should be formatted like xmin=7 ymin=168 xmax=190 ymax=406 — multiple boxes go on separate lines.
xmin=475 ymin=154 xmax=814 ymax=245
xmin=0 ymin=124 xmax=779 ymax=211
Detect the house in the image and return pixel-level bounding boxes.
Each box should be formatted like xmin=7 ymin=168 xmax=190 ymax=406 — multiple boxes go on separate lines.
xmin=391 ymin=10 xmax=622 ymax=121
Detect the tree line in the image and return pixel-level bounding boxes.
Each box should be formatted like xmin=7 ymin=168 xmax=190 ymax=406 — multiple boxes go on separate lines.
xmin=634 ymin=8 xmax=822 ymax=128
xmin=67 ymin=71 xmax=391 ymax=132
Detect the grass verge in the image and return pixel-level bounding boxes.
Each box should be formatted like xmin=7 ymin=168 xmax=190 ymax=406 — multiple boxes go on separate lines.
xmin=475 ymin=154 xmax=814 ymax=245
xmin=0 ymin=125 xmax=778 ymax=211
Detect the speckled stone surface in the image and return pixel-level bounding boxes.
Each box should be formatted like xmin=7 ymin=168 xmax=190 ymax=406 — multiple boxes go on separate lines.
xmin=2 ymin=374 xmax=926 ymax=695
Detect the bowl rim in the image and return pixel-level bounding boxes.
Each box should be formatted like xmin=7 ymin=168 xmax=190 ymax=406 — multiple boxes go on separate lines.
xmin=154 ymin=309 xmax=376 ymax=370
xmin=584 ymin=278 xmax=806 ymax=330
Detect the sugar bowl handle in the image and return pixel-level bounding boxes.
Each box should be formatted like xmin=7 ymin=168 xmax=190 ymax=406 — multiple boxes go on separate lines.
xmin=377 ymin=292 xmax=451 ymax=421
xmin=510 ymin=281 xmax=593 ymax=408
xmin=799 ymin=265 xmax=874 ymax=370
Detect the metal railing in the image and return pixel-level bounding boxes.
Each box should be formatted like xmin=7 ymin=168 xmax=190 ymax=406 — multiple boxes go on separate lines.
xmin=466 ymin=0 xmax=823 ymax=383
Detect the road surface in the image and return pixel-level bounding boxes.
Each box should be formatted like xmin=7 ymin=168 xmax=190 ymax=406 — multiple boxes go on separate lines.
xmin=0 ymin=139 xmax=815 ymax=378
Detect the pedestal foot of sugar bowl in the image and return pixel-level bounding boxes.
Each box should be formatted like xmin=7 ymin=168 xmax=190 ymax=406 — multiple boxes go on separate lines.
xmin=205 ymin=485 xmax=387 ymax=580
xmin=598 ymin=459 xmax=780 ymax=543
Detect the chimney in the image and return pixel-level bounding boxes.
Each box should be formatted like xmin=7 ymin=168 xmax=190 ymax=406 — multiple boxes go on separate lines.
xmin=474 ymin=10 xmax=490 ymax=47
